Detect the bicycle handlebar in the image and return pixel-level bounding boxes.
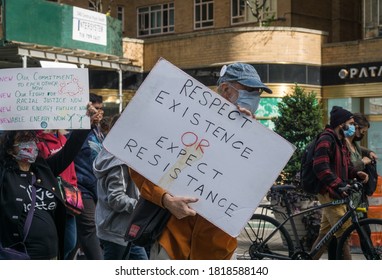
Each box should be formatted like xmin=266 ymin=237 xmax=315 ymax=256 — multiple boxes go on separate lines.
xmin=338 ymin=180 xmax=363 ymax=194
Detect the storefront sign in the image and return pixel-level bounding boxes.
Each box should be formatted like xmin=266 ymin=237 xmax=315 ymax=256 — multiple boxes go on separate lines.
xmin=72 ymin=7 xmax=107 ymax=46
xmin=339 ymin=65 xmax=382 ymax=79
xmin=103 ymin=58 xmax=295 ymax=237
xmin=323 ymin=62 xmax=382 ymax=85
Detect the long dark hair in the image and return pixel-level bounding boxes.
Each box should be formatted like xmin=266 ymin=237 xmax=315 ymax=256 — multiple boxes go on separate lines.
xmin=353 ymin=113 xmax=370 ymax=128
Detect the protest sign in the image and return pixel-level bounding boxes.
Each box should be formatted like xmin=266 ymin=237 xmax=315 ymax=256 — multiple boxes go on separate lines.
xmin=103 ymin=58 xmax=295 ymax=237
xmin=0 ymin=68 xmax=89 ymax=130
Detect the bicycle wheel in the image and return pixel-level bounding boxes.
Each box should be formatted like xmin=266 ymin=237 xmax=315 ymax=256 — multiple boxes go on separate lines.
xmin=237 ymin=214 xmax=294 ymax=260
xmin=337 ymin=218 xmax=382 ymax=260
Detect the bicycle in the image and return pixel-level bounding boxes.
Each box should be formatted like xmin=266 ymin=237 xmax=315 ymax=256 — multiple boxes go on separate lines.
xmin=238 ymin=180 xmax=382 ymax=260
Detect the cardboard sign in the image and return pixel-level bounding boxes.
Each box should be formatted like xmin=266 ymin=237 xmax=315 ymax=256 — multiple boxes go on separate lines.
xmin=0 ymin=68 xmax=90 ymax=130
xmin=103 ymin=58 xmax=295 ymax=237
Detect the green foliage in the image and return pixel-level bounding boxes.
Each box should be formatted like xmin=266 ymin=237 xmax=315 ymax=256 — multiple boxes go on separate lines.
xmin=272 ymin=84 xmax=323 ymax=184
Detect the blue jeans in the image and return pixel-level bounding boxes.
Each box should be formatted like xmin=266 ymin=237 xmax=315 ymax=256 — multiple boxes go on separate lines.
xmin=100 ymin=239 xmax=148 ymax=260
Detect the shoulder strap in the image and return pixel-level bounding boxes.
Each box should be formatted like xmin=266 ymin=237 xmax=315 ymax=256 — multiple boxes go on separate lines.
xmin=23 ymin=175 xmax=37 ymax=242
xmin=319 ymin=131 xmax=335 ymax=141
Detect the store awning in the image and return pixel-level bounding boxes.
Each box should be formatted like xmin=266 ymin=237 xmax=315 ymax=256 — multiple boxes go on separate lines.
xmin=0 ymin=41 xmax=142 ymax=72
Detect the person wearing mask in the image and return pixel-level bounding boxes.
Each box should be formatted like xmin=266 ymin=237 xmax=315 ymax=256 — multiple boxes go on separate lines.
xmin=129 ymin=62 xmax=272 ymax=260
xmin=345 ymin=113 xmax=378 ymax=212
xmin=310 ymin=106 xmax=369 ymax=260
xmin=0 ymin=105 xmax=102 ymax=260
xmin=93 ymin=114 xmax=148 ymax=260
xmin=73 ymin=93 xmax=105 ymax=260
xmin=36 ymin=129 xmax=78 ymax=260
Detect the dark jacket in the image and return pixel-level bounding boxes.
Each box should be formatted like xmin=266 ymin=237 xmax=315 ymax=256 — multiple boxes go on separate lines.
xmin=74 ymin=126 xmax=104 ymax=201
xmin=0 ymin=129 xmax=89 ymax=259
xmin=313 ymin=127 xmax=358 ymax=198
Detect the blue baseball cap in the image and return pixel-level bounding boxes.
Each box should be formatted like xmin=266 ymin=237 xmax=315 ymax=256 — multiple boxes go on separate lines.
xmin=217 ymin=63 xmax=272 ymax=93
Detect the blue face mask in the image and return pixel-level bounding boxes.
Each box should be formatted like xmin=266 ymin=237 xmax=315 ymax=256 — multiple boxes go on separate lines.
xmin=344 ymin=124 xmax=356 ymax=138
xmin=226 ymin=83 xmax=262 ymax=113
xmin=236 ymin=90 xmax=262 ymax=113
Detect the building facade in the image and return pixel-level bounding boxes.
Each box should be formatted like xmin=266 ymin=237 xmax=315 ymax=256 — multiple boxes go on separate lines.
xmin=121 ymin=0 xmax=382 ymax=174
xmin=2 ymin=0 xmax=382 ymax=172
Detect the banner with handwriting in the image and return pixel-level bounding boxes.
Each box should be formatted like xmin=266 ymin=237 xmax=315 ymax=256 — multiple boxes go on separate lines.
xmin=103 ymin=58 xmax=296 ymax=237
xmin=0 ymin=68 xmax=89 ymax=130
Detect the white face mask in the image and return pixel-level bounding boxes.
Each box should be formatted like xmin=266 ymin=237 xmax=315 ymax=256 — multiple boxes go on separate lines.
xmin=13 ymin=141 xmax=39 ymax=163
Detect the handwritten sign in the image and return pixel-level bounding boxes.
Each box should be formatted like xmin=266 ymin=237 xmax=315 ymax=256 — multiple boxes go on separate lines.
xmin=103 ymin=58 xmax=295 ymax=237
xmin=0 ymin=68 xmax=90 ymax=130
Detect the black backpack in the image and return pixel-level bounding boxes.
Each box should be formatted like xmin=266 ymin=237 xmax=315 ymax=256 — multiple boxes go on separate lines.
xmin=364 ymin=160 xmax=378 ymax=196
xmin=300 ymin=132 xmax=335 ymax=194
xmin=124 ymin=197 xmax=171 ymax=247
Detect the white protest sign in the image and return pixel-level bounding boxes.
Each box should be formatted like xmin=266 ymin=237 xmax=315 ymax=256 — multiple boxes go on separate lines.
xmin=0 ymin=68 xmax=90 ymax=130
xmin=103 ymin=58 xmax=295 ymax=237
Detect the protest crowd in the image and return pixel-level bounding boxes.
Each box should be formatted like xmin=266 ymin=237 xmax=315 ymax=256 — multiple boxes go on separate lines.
xmin=0 ymin=61 xmax=378 ymax=261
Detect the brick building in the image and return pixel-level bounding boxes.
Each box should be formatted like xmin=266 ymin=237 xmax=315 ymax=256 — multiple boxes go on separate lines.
xmin=2 ymin=0 xmax=382 ymax=172
xmin=118 ymin=0 xmax=382 ymax=174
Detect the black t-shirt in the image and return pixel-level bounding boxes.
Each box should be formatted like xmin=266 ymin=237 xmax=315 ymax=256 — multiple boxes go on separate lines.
xmin=18 ymin=172 xmax=58 ymax=259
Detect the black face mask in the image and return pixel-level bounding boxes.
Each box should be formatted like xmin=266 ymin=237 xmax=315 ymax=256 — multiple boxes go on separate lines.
xmin=353 ymin=134 xmax=364 ymax=142
xmin=339 ymin=127 xmax=345 ymax=137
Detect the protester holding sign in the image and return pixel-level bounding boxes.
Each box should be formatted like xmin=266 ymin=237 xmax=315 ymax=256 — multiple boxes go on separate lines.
xmin=36 ymin=129 xmax=78 ymax=260
xmin=129 ymin=62 xmax=273 ymax=260
xmin=73 ymin=93 xmax=105 ymax=260
xmin=0 ymin=104 xmax=102 ymax=260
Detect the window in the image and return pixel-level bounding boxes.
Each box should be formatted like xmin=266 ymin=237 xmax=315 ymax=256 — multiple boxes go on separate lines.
xmin=327 ymin=98 xmax=361 ymax=117
xmin=368 ymin=121 xmax=382 ymax=175
xmin=194 ymin=0 xmax=214 ymax=29
xmin=137 ymin=3 xmax=174 ymax=37
xmin=231 ymin=0 xmax=277 ymax=25
xmin=117 ymin=6 xmax=125 ymax=32
xmin=364 ymin=0 xmax=382 ymax=38
xmin=88 ymin=0 xmax=102 ymax=12
xmin=365 ymin=98 xmax=382 ymax=114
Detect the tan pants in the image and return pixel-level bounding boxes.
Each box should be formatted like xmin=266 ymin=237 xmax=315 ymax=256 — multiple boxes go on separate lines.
xmin=317 ymin=192 xmax=351 ymax=238
xmin=310 ymin=192 xmax=352 ymax=259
